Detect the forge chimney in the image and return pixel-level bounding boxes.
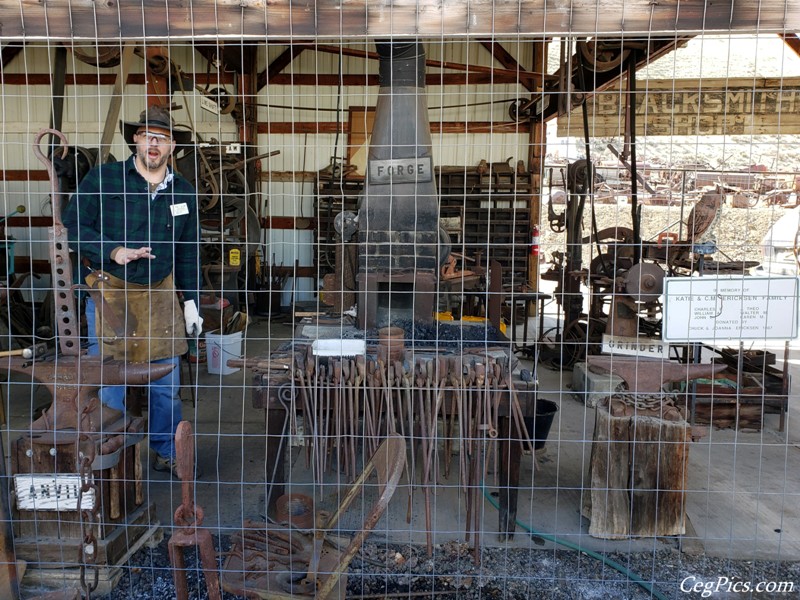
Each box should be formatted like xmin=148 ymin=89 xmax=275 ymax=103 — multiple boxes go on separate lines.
xmin=357 ymin=41 xmax=439 ymax=329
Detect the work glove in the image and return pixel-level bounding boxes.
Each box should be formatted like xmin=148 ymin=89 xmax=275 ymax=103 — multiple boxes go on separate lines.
xmin=183 ymin=299 xmax=204 ymax=336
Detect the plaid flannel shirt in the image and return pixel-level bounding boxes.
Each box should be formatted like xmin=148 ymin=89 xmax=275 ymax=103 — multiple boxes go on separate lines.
xmin=63 ymin=154 xmax=201 ymax=305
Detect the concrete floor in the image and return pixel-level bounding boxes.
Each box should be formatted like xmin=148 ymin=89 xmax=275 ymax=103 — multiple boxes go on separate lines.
xmin=4 ymin=309 xmax=800 ymax=565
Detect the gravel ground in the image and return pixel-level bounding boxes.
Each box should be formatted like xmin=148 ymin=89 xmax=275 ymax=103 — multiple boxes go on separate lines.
xmin=89 ymin=535 xmax=800 ymax=600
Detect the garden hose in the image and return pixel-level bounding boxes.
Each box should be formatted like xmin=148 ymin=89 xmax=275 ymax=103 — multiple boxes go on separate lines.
xmin=482 ymin=485 xmax=668 ymax=600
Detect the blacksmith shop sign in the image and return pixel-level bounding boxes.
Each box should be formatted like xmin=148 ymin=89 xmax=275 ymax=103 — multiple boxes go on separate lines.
xmin=662 ymin=276 xmax=800 ymax=341
xmin=558 ymin=77 xmax=800 ymax=137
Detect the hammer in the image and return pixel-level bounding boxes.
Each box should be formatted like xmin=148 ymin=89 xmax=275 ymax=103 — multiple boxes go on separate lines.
xmin=0 ymin=343 xmax=48 ymax=359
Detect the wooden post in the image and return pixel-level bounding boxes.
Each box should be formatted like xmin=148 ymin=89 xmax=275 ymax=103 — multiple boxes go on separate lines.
xmin=527 ymin=40 xmax=547 ymax=308
xmin=582 ymin=399 xmax=690 ymax=538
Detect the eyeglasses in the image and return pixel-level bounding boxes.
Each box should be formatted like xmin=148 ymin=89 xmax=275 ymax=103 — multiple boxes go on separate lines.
xmin=136 ymin=131 xmax=172 ymax=144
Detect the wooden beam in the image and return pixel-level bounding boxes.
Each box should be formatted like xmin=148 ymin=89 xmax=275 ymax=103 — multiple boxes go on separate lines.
xmin=1 ymin=43 xmax=24 ymax=69
xmin=256 ymin=44 xmax=310 ymax=91
xmin=479 ymin=40 xmax=536 ymax=92
xmin=312 ymin=43 xmax=552 ymax=84
xmin=13 ymin=257 xmax=50 ymax=275
xmin=4 ymin=216 xmax=53 ymax=227
xmin=257 ymin=120 xmax=530 ymax=135
xmin=258 ymin=171 xmax=319 ymax=182
xmin=0 ymin=72 xmax=233 ymax=86
xmin=528 ymin=40 xmax=547 ymax=295
xmin=0 ymin=171 xmax=49 ymax=182
xmin=269 ymin=72 xmax=530 ymax=86
xmin=779 ymin=33 xmax=800 ymax=59
xmin=260 ymin=216 xmax=316 ymax=230
xmin=1 ymin=69 xmax=533 ymax=88
xmin=1 ymin=2 xmax=796 ymax=39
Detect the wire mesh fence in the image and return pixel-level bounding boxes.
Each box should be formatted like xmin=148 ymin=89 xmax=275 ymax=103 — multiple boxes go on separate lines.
xmin=0 ymin=13 xmax=798 ymax=600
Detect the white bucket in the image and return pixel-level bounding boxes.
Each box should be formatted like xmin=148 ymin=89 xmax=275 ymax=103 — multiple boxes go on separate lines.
xmin=205 ymin=330 xmax=243 ymax=375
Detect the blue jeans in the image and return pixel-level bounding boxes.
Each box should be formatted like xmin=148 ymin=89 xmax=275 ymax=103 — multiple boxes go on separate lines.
xmin=85 ymin=296 xmax=182 ymax=459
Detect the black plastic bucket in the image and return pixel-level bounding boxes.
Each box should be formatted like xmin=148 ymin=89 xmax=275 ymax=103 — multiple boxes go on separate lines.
xmin=523 ymin=399 xmax=559 ymax=450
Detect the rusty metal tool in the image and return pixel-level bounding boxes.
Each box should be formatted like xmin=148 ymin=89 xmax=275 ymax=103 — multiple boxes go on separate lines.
xmin=331 ymin=361 xmax=343 ymax=475
xmin=167 ymin=421 xmax=221 ymax=600
xmin=363 ymin=361 xmax=375 ymax=459
xmin=308 ymin=349 xmax=321 ymax=476
xmin=586 ymin=355 xmax=728 ymax=394
xmin=505 ymin=371 xmax=535 ymax=454
xmin=358 ymin=357 xmax=374 ymax=457
xmin=443 ymin=357 xmax=459 ymax=480
xmin=373 ymin=359 xmax=386 ymax=445
xmin=323 ymin=360 xmax=337 ymax=474
xmin=457 ymin=363 xmax=469 ymax=495
xmin=295 ymin=354 xmax=312 ymax=468
xmin=384 ymin=359 xmax=397 ymax=437
xmin=315 ymin=364 xmax=326 ymax=478
xmin=32 ymin=129 xmax=80 ymax=356
xmin=393 ymin=361 xmax=406 ymax=439
xmin=414 ymin=360 xmax=429 ymax=490
xmin=342 ymin=359 xmax=353 ymax=480
xmin=352 ymin=358 xmax=360 ymax=478
xmin=421 ymin=359 xmax=435 ymax=557
xmin=463 ymin=364 xmax=473 ymax=544
xmin=348 ymin=358 xmax=358 ymax=480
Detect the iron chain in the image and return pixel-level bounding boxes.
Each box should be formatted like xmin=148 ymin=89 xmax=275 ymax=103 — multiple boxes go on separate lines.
xmin=77 ymin=400 xmax=100 ymax=597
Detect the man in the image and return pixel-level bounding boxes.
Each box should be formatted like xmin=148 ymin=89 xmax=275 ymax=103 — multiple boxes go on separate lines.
xmin=63 ymin=106 xmax=203 ymax=477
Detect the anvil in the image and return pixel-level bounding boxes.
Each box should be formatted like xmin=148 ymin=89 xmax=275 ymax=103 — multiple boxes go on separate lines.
xmin=586 ymin=355 xmax=728 ymax=394
xmin=8 ymin=355 xmax=176 ymax=436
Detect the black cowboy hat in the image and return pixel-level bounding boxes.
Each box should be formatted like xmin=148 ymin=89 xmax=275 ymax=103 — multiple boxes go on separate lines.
xmin=120 ymin=106 xmax=193 ymax=153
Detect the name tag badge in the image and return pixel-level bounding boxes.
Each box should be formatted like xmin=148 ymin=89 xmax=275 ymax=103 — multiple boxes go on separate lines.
xmin=170 ymin=203 xmax=189 ymax=217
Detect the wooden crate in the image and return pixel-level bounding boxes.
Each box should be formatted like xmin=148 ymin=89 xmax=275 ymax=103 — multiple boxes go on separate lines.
xmin=11 ymin=417 xmax=151 ymax=567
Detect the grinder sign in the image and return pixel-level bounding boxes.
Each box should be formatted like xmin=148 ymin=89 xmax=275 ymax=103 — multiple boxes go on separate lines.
xmin=369 ymin=157 xmax=433 ymax=184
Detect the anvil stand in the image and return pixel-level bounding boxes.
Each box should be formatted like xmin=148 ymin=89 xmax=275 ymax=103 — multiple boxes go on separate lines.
xmin=583 ymin=355 xmax=727 ymax=538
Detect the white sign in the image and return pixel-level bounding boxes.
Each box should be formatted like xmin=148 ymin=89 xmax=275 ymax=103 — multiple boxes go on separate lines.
xmin=663 ymin=276 xmax=800 ymax=341
xmin=602 ymin=334 xmax=670 ymax=359
xmin=200 ymin=95 xmax=220 ymax=115
xmin=14 ymin=474 xmax=95 ymax=512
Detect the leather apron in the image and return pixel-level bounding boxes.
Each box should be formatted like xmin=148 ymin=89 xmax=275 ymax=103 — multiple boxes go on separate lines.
xmin=85 ymin=271 xmax=188 ymax=362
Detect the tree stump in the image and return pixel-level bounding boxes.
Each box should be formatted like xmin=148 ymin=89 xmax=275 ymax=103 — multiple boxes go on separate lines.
xmin=582 ymin=398 xmax=690 ymax=539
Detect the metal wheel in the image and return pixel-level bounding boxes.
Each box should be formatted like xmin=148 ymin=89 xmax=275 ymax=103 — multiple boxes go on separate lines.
xmin=578 ymin=38 xmax=631 ymax=72
xmin=559 ymin=317 xmax=606 ymax=367
xmin=66 ymin=43 xmax=122 ymax=68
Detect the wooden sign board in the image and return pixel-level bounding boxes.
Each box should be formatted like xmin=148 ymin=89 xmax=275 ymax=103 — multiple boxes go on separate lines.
xmin=14 ymin=473 xmax=96 ymax=512
xmin=662 ymin=276 xmax=800 ymax=341
xmin=557 ymin=77 xmax=800 ymax=137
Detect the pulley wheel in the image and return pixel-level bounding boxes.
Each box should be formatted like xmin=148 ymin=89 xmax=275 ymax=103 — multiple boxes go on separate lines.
xmin=334 ymin=210 xmax=358 ymax=240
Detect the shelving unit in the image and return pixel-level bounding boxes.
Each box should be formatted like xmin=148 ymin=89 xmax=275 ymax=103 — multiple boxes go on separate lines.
xmin=436 ymin=165 xmax=532 ymax=288
xmin=314 ymin=173 xmax=364 ymax=275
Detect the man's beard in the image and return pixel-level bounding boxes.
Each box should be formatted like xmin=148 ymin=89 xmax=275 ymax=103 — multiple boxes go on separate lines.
xmin=137 ymin=148 xmax=170 ymax=171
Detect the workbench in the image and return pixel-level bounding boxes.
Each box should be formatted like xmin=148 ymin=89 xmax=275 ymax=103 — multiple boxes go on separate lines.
xmin=248 ymin=320 xmax=539 ymax=543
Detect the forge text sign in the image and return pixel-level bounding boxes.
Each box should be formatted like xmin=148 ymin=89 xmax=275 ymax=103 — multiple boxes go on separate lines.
xmin=662 ymin=276 xmax=799 ymax=341
xmin=369 ymin=157 xmax=433 ymax=184
xmin=14 ymin=473 xmax=96 ymax=511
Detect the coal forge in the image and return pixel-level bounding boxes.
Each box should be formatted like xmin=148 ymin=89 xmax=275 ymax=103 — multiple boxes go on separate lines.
xmin=356 ymin=41 xmax=442 ymax=330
